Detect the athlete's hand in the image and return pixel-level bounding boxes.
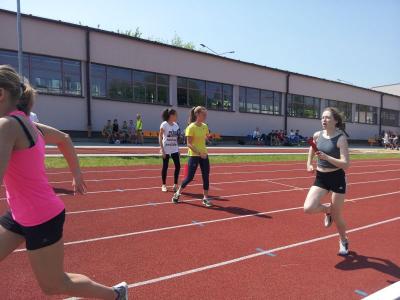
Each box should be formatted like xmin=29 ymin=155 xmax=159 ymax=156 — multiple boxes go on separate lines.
xmin=72 ymin=172 xmax=88 ymax=195
xmin=307 ymin=164 xmax=314 ymax=173
xmin=160 ymin=149 xmax=167 ymax=159
xmin=200 ymin=153 xmax=208 ymax=159
xmin=316 ymin=151 xmax=329 ymax=161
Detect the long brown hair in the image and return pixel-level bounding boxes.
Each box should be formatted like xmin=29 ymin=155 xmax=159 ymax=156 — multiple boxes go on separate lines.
xmin=0 ymin=65 xmax=36 ymax=115
xmin=188 ymin=106 xmax=207 ymax=125
xmin=324 ymin=107 xmax=349 ymax=137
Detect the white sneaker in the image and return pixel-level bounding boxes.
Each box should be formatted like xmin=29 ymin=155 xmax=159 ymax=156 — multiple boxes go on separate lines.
xmin=113 ymin=282 xmax=128 ymax=300
xmin=324 ymin=214 xmax=332 ymax=228
xmin=338 ymin=239 xmax=349 ymax=256
xmin=161 ymin=185 xmax=167 ymax=192
xmin=172 ymin=192 xmax=180 ymax=204
xmin=202 ymin=198 xmax=212 ymax=207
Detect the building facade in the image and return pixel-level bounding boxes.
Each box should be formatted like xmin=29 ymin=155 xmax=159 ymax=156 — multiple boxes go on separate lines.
xmin=1 ymin=9 xmax=399 ymax=140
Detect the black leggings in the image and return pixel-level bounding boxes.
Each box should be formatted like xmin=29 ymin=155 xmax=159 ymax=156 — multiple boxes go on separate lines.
xmin=162 ymin=152 xmax=181 ymax=185
xmin=181 ymin=156 xmax=210 ymax=190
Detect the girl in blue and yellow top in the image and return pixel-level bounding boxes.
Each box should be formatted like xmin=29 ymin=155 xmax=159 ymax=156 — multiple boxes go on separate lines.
xmin=172 ymin=106 xmax=212 ymax=207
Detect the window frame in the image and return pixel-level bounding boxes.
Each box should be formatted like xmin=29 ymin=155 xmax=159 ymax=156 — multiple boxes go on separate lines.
xmin=354 ymin=104 xmax=378 ymax=125
xmin=287 ymin=93 xmax=321 ymax=119
xmin=90 ymin=62 xmax=170 ymax=105
xmin=0 ymin=49 xmax=83 ymax=98
xmin=177 ymin=76 xmax=234 ymax=112
xmin=239 ymin=86 xmax=282 ymax=116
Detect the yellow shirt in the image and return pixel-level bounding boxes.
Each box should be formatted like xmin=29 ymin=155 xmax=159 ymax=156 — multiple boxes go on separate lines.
xmin=136 ymin=119 xmax=143 ymax=131
xmin=186 ymin=122 xmax=209 ymax=156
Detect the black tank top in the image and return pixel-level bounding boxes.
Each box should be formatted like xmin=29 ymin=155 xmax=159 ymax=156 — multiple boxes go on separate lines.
xmin=317 ymin=131 xmax=342 ymax=169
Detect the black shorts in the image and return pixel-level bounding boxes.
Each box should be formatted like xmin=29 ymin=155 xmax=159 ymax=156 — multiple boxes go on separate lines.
xmin=313 ymin=169 xmax=346 ymax=194
xmin=0 ymin=210 xmax=65 ymax=251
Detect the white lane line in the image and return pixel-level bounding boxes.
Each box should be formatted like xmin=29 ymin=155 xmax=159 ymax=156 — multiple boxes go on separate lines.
xmin=2 ymin=169 xmax=400 ymax=202
xmin=127 ymin=216 xmax=400 ymax=288
xmin=14 ymin=190 xmax=400 ymax=253
xmin=46 ymin=159 xmax=400 ymax=176
xmin=44 ymin=165 xmax=400 ymax=184
xmin=62 ymin=177 xmax=400 ymax=215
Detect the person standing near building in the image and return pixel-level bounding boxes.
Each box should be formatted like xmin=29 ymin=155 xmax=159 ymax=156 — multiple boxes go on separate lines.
xmin=303 ymin=107 xmax=350 ymax=256
xmin=136 ymin=114 xmax=144 ymax=144
xmin=172 ymin=106 xmax=212 ymax=207
xmin=0 ymin=65 xmax=128 ymax=299
xmin=29 ymin=111 xmax=39 ymax=123
xmin=159 ymin=109 xmax=181 ymax=192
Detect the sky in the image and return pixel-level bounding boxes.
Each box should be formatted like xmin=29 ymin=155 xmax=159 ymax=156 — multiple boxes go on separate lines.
xmin=1 ymin=0 xmax=399 ymax=88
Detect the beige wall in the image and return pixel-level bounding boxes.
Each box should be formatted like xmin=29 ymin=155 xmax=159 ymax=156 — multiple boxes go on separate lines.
xmin=2 ymin=10 xmax=400 ymax=140
xmin=290 ymin=75 xmax=380 ymax=106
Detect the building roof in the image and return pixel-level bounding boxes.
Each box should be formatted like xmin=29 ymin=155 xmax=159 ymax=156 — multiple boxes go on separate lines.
xmin=371 ymin=83 xmax=400 ymax=88
xmin=1 ymin=8 xmax=400 ymax=100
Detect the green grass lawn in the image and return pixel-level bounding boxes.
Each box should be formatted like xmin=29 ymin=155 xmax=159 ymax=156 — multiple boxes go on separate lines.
xmin=45 ymin=153 xmax=400 ymax=169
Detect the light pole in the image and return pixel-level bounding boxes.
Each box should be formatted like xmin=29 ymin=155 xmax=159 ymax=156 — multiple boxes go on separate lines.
xmin=200 ymin=43 xmax=235 ymax=56
xmin=16 ymin=0 xmax=23 ymax=76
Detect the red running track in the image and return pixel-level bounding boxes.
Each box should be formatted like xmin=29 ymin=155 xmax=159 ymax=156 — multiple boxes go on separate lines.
xmin=0 ymin=159 xmax=399 ymax=299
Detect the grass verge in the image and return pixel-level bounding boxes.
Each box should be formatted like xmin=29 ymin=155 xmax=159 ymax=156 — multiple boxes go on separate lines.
xmin=45 ymin=153 xmax=400 ymax=169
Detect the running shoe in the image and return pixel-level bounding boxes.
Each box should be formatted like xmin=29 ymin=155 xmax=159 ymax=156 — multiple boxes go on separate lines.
xmin=161 ymin=185 xmax=167 ymax=192
xmin=172 ymin=192 xmax=180 ymax=204
xmin=338 ymin=239 xmax=349 ymax=256
xmin=202 ymin=198 xmax=212 ymax=207
xmin=324 ymin=213 xmax=332 ymax=228
xmin=113 ymin=282 xmax=128 ymax=300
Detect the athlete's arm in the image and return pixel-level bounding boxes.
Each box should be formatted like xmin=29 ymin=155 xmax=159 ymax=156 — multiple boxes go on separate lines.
xmin=35 ymin=123 xmax=87 ymax=194
xmin=186 ymin=136 xmax=200 ymax=156
xmin=307 ymin=131 xmax=320 ymax=172
xmin=159 ymin=127 xmax=166 ymax=157
xmin=318 ymin=135 xmax=350 ymax=170
xmin=0 ymin=118 xmax=17 ymax=183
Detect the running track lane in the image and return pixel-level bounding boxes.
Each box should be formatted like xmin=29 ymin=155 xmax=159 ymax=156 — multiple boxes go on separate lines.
xmin=0 ymin=189 xmax=398 ymax=298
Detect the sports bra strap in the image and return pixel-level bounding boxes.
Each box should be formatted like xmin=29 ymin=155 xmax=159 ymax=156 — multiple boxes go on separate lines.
xmin=10 ymin=115 xmax=35 ymax=148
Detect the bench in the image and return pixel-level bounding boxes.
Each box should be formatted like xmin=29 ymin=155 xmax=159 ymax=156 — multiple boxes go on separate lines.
xmin=368 ymin=138 xmax=378 ymax=147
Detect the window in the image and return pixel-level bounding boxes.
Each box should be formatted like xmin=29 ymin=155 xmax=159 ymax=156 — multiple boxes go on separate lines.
xmin=156 ymin=74 xmax=169 ymax=104
xmin=239 ymin=87 xmax=246 ymax=112
xmin=177 ymin=77 xmax=206 ymax=107
xmin=133 ymin=70 xmax=155 ymax=103
xmin=239 ymin=86 xmax=281 ymax=115
xmin=107 ymin=67 xmax=132 ymax=100
xmin=91 ymin=64 xmax=106 ymax=97
xmin=326 ymin=100 xmax=353 ymax=122
xmin=246 ymin=88 xmax=260 ymax=113
xmin=63 ymin=60 xmax=81 ymax=95
xmin=0 ymin=50 xmax=82 ymax=96
xmin=31 ymin=55 xmax=62 ymax=94
xmin=287 ymin=94 xmax=320 ymax=119
xmin=381 ymin=109 xmax=399 ymax=127
xmin=355 ymin=105 xmax=377 ymax=124
xmin=0 ymin=49 xmax=29 ymax=78
xmin=205 ymin=82 xmax=233 ymax=111
xmin=90 ymin=63 xmax=169 ymax=104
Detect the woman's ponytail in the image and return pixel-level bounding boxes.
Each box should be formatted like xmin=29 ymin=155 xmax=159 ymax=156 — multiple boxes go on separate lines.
xmin=188 ymin=107 xmax=196 ymax=125
xmin=17 ymin=81 xmax=36 ymax=115
xmin=0 ymin=65 xmax=36 ymax=115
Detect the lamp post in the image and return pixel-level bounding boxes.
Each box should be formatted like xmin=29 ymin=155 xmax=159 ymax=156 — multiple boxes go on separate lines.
xmin=16 ymin=0 xmax=23 ymax=76
xmin=200 ymin=43 xmax=235 ymax=56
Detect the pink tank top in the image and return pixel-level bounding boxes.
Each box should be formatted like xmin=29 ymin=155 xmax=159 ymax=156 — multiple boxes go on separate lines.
xmin=3 ymin=111 xmax=65 ymax=226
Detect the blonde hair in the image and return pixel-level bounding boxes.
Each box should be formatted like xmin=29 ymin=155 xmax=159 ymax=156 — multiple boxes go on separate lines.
xmin=0 ymin=65 xmax=36 ymax=115
xmin=188 ymin=106 xmax=207 ymax=124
